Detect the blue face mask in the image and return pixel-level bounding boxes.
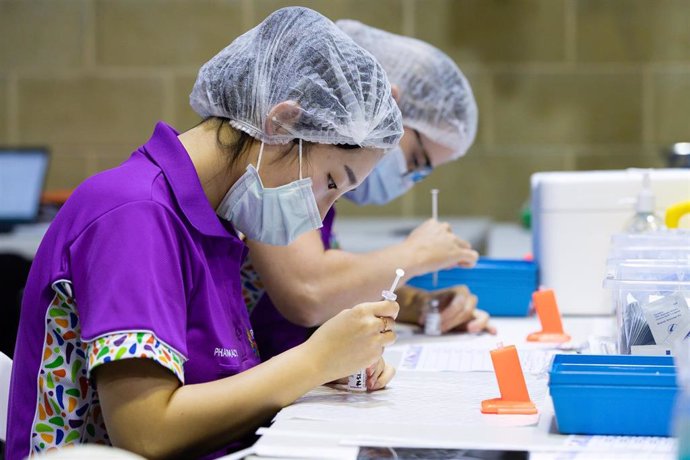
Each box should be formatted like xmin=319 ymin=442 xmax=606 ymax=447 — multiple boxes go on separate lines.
xmin=216 ymin=140 xmax=322 ymax=245
xmin=345 ymin=147 xmax=430 ymax=206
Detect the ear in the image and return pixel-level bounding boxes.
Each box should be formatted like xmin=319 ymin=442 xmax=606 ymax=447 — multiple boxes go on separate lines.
xmin=390 ymin=84 xmax=401 ymax=104
xmin=266 ymin=101 xmax=303 ymax=135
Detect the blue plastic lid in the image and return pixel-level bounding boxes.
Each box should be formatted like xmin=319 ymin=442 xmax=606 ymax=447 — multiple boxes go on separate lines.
xmin=473 ymin=258 xmax=536 ymax=272
xmin=549 ymin=354 xmax=677 ymax=388
xmin=432 ymin=258 xmax=536 ymax=282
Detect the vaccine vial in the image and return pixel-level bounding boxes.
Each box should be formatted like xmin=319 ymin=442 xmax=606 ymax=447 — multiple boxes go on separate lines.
xmin=425 ymin=299 xmax=442 ymax=336
xmin=347 ymin=369 xmax=367 ymax=392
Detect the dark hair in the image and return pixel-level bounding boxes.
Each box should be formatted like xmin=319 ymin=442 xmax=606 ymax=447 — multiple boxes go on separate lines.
xmin=202 ymin=117 xmax=359 ymax=172
xmin=335 ymin=143 xmax=362 ymax=150
xmin=199 ymin=117 xmax=255 ymax=170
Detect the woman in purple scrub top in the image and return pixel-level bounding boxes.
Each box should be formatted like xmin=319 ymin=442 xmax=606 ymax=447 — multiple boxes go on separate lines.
xmin=243 ymin=21 xmax=496 ymax=363
xmin=6 ymin=8 xmax=404 ymax=460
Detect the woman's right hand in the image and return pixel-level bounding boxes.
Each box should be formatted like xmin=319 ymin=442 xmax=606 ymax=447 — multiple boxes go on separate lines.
xmin=404 ymin=219 xmax=479 ymax=274
xmin=305 ymin=300 xmax=399 ymax=384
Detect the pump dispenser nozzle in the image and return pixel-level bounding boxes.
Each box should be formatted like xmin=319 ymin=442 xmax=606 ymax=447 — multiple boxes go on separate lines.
xmin=625 ymin=169 xmax=664 ymax=233
xmin=636 ymin=170 xmax=655 ymax=214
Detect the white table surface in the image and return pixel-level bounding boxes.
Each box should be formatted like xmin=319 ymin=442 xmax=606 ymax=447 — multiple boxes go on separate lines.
xmin=245 ymin=316 xmax=677 ymax=460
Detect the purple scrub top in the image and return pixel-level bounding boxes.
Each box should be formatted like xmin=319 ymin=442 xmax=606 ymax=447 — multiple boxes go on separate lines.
xmin=7 ymin=122 xmax=261 ymax=460
xmin=249 ymin=207 xmax=336 ymax=361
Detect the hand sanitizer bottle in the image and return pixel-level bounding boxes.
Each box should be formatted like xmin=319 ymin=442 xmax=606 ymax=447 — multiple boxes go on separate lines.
xmin=625 ymin=170 xmax=664 ymax=233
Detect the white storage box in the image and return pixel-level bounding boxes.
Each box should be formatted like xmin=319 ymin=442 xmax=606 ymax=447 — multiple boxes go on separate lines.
xmin=531 ymin=169 xmax=690 ymax=315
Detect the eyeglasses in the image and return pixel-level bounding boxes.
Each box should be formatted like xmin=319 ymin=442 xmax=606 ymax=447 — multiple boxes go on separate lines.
xmin=402 ymin=130 xmax=433 ymax=183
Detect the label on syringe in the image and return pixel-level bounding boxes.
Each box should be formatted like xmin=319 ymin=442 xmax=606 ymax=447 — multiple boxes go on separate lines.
xmin=347 ymin=368 xmax=367 ymax=391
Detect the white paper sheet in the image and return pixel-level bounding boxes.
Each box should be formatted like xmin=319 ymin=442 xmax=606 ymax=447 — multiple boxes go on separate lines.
xmin=562 ymin=435 xmax=676 ymax=453
xmin=395 ymin=342 xmax=560 ymax=374
xmin=275 ymin=371 xmax=546 ymax=427
xmin=530 ymin=454 xmax=672 ymax=460
xmin=530 ymin=435 xmax=676 ymax=459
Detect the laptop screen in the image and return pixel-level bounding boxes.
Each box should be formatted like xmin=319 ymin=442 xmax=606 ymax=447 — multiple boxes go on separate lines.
xmin=0 ymin=148 xmax=49 ymax=224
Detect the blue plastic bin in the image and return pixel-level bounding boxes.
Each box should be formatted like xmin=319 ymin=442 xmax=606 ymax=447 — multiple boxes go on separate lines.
xmin=406 ymin=258 xmax=537 ymax=316
xmin=549 ymin=354 xmax=678 ymax=436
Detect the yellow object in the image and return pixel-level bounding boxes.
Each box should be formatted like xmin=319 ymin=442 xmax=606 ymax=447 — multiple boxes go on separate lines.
xmin=665 ymin=201 xmax=690 ymax=229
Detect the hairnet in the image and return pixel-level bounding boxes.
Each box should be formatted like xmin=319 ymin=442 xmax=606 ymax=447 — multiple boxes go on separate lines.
xmin=190 ymin=7 xmax=403 ymax=149
xmin=337 ymin=20 xmax=478 ymax=159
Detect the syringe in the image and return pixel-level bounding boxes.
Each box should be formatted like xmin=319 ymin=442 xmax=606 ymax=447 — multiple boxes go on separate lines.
xmin=347 ymin=268 xmax=405 ymax=392
xmin=431 ymin=189 xmax=439 ymax=288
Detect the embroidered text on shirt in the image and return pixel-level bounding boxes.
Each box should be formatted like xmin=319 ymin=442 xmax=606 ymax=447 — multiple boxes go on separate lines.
xmin=213 ymin=347 xmax=239 ymax=358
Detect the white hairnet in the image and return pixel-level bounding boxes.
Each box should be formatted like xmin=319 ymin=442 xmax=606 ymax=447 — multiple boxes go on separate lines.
xmin=337 ymin=20 xmax=478 ymax=159
xmin=190 ymin=7 xmax=403 ymax=149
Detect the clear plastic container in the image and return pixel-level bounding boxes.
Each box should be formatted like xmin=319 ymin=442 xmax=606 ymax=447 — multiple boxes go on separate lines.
xmin=604 ymin=261 xmax=690 ymax=354
xmin=608 ymin=245 xmax=690 ymax=261
xmin=608 ymin=259 xmax=690 ymax=282
xmin=610 ymin=230 xmax=690 ymax=249
xmin=607 ymin=257 xmax=690 ymax=280
xmin=605 ymin=260 xmax=690 ymax=284
xmin=605 ymin=279 xmax=690 ymax=354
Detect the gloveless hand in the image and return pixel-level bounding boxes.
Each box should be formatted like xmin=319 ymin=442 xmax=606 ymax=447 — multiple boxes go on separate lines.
xmin=418 ymin=285 xmax=496 ymax=334
xmin=305 ymin=300 xmax=399 ymax=384
xmin=405 ymin=219 xmax=479 ymax=274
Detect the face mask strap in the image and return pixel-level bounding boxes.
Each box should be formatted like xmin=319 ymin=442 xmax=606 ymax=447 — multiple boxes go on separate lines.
xmin=257 ymin=140 xmax=302 ymax=179
xmin=256 ymin=142 xmax=265 ymax=172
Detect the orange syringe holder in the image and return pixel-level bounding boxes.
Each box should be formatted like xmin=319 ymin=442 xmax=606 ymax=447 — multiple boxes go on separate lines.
xmin=481 ymin=344 xmax=537 ymax=415
xmin=527 ymin=289 xmax=571 ymax=343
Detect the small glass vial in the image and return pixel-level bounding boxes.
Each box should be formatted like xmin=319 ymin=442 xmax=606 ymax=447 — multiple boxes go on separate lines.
xmin=424 ymin=299 xmax=441 ymax=336
xmin=347 ymin=369 xmax=367 ymax=392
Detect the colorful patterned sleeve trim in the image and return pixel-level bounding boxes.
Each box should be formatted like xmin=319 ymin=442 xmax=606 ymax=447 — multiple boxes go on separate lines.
xmin=240 ymin=256 xmax=266 ymax=315
xmin=86 ymin=332 xmax=185 ymax=384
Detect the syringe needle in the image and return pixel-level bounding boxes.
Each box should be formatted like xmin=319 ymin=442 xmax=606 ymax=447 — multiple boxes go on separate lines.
xmin=431 ymin=189 xmax=439 ymax=287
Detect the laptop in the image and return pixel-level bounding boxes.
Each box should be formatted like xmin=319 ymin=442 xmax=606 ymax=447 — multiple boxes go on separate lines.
xmin=0 ymin=148 xmax=50 ymax=232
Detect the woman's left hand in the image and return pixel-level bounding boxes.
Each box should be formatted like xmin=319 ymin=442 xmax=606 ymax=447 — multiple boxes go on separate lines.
xmin=367 ymin=357 xmax=395 ymax=391
xmin=328 ymin=357 xmax=395 ymax=391
xmin=418 ymin=286 xmax=497 ymax=334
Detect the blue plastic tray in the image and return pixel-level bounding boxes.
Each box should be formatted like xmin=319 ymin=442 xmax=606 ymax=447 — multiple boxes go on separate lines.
xmin=549 ymin=354 xmax=678 ymax=436
xmin=406 ymin=258 xmax=537 ymax=316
